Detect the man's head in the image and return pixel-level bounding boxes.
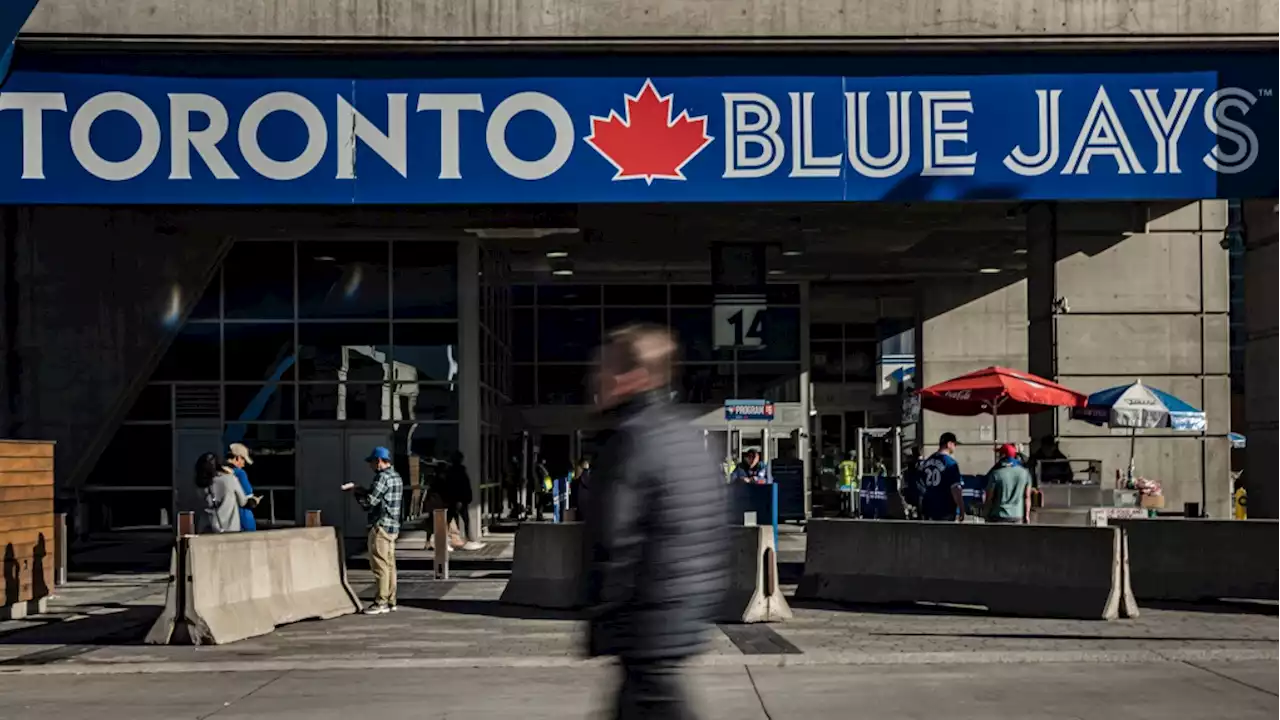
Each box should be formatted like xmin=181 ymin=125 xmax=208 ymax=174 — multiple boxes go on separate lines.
xmin=365 ymin=446 xmax=392 ymax=471
xmin=997 ymin=443 xmax=1018 ymax=461
xmin=939 ymin=432 xmax=958 ymax=453
xmin=744 ymin=449 xmax=759 ymax=466
xmin=594 ymin=323 xmax=679 ymax=410
xmin=228 ymin=443 xmax=253 ymax=469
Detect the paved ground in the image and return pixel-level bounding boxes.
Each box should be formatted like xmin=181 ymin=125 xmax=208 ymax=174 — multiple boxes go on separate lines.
xmin=0 ymin=661 xmax=1275 ymax=719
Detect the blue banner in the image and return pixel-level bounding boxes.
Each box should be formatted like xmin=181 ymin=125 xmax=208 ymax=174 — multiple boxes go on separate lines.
xmin=725 ymin=399 xmax=776 ymax=422
xmin=0 ymin=70 xmax=1273 ymax=204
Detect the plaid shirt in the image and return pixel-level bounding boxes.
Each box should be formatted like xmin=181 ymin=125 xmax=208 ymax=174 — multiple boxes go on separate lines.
xmin=358 ymin=467 xmax=403 ymax=534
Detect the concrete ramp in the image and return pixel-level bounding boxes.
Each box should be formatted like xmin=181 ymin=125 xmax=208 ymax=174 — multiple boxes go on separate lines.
xmin=721 ymin=525 xmax=792 ymax=623
xmin=797 ymin=520 xmax=1138 ymax=621
xmin=1112 ymin=518 xmax=1279 ymax=602
xmin=146 ymin=527 xmax=360 ymax=645
xmin=500 ymin=522 xmax=586 ymax=609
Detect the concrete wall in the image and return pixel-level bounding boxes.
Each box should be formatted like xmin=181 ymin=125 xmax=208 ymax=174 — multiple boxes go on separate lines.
xmin=1028 ymin=201 xmax=1232 ymax=517
xmin=916 ymin=277 xmax=1028 ymax=471
xmin=1243 ymin=200 xmax=1277 ymax=518
xmin=24 ymin=0 xmax=1278 ymax=38
xmin=1 ymin=208 xmax=228 ymax=494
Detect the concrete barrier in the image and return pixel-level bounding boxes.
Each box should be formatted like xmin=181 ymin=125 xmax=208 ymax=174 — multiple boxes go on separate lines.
xmin=500 ymin=522 xmax=586 ymax=609
xmin=1111 ymin=518 xmax=1279 ymax=602
xmin=797 ymin=520 xmax=1139 ymax=621
xmin=146 ymin=527 xmax=360 ymax=645
xmin=721 ymin=525 xmax=791 ymax=623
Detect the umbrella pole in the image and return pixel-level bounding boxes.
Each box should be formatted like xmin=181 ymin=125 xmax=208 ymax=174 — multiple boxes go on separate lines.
xmin=1127 ymin=427 xmax=1136 ymax=485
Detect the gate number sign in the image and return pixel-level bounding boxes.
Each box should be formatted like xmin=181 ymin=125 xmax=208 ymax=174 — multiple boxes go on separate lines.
xmin=714 ymin=304 xmax=766 ymax=348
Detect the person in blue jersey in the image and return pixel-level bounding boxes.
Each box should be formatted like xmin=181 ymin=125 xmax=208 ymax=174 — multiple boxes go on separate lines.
xmin=919 ymin=432 xmax=966 ymax=522
xmin=731 ymin=449 xmax=773 ymax=484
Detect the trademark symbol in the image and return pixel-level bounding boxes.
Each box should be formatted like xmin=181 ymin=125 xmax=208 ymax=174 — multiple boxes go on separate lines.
xmin=1259 ymin=88 xmax=1274 ymax=98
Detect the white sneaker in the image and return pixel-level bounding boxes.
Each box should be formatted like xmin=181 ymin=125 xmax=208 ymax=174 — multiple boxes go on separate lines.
xmin=363 ymin=603 xmax=391 ymax=615
xmin=462 ymin=541 xmax=486 ymax=551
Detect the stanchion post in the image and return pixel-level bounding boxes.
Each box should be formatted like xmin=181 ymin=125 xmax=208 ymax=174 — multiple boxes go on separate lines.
xmin=305 ymin=510 xmax=322 ymax=527
xmin=432 ymin=508 xmax=449 ymax=580
xmin=54 ymin=512 xmax=68 ymax=586
xmin=177 ymin=511 xmax=195 ymax=536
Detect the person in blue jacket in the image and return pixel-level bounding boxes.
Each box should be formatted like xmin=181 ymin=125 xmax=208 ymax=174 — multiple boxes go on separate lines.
xmin=227 ymin=443 xmax=258 ymax=531
xmin=731 ymin=449 xmax=773 ymax=484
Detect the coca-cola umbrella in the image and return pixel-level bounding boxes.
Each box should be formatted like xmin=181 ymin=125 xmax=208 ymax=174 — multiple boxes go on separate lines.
xmin=916 ymin=367 xmax=1089 ymax=444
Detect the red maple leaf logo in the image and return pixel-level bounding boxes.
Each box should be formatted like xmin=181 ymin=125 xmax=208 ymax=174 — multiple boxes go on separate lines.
xmin=584 ymin=79 xmax=714 ymax=184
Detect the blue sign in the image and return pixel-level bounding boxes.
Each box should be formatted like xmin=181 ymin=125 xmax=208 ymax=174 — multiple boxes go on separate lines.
xmin=725 ymin=399 xmax=775 ymax=422
xmin=0 ymin=70 xmax=1274 ymax=204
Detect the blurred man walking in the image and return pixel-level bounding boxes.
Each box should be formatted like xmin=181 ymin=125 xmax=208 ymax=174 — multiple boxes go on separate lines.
xmin=585 ymin=324 xmax=727 ymax=720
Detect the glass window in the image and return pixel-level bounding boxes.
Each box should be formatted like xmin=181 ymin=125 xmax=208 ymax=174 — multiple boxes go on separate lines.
xmin=739 ymin=307 xmax=801 ymax=362
xmin=392 ymin=323 xmax=459 ymax=384
xmin=512 ymin=284 xmax=535 ymax=306
xmin=844 ymin=341 xmax=878 ymax=382
xmin=538 ymin=284 xmax=600 ymax=305
xmin=298 ymin=241 xmax=389 ymax=319
xmin=514 ymin=365 xmax=535 ymax=405
xmin=189 ymin=274 xmax=220 ymax=320
xmin=391 ymin=382 xmax=459 ymax=421
xmin=845 ymin=323 xmax=877 ymax=340
xmin=225 ymin=383 xmax=295 ymax=422
xmin=670 ymin=284 xmax=712 ymax=305
xmin=512 ymin=309 xmax=535 ymax=362
xmin=126 ymin=385 xmax=172 ymax=421
xmin=671 ymin=308 xmax=731 ymax=362
xmin=604 ymin=307 xmax=667 ymax=333
xmin=89 ymin=491 xmax=172 ymax=531
xmin=677 ymin=364 xmax=732 ymax=405
xmin=766 ymin=284 xmax=801 ymax=305
xmin=394 ymin=241 xmax=457 ymax=319
xmin=397 ymin=422 xmax=459 ymax=470
xmin=538 ymin=309 xmax=601 ymax=363
xmin=87 ymin=425 xmax=172 ymax=487
xmin=811 ymin=341 xmax=844 ymax=383
xmin=223 ymin=423 xmax=296 ymax=492
xmin=737 ymin=363 xmax=802 ymax=403
xmin=538 ymin=365 xmax=590 ymax=405
xmin=154 ymin=324 xmax=220 ymax=381
xmin=297 ymin=323 xmax=390 ymax=382
xmin=811 ymin=323 xmax=843 ymax=341
xmin=299 ymin=383 xmax=389 ymax=421
xmin=224 ymin=323 xmax=294 ymax=381
xmin=253 ymin=488 xmax=296 ymax=525
xmin=224 ymin=241 xmax=293 ymax=319
xmin=603 ymin=285 xmax=667 ymax=305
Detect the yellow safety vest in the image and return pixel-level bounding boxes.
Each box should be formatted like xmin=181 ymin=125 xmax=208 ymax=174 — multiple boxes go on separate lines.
xmin=1233 ymin=487 xmax=1247 ymax=520
xmin=838 ymin=460 xmax=857 ymax=490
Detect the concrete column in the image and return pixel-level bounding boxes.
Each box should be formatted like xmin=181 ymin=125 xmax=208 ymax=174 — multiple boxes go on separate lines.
xmin=915 ymin=276 xmax=1028 ymax=472
xmin=1032 ymin=201 xmax=1232 ymax=516
xmin=1243 ymin=200 xmax=1278 ymax=518
xmin=799 ymin=280 xmax=812 ymax=518
xmin=457 ymin=239 xmax=482 ymax=541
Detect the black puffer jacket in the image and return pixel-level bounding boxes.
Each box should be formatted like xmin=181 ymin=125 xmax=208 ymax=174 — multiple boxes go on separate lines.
xmin=585 ymin=391 xmax=728 ymax=661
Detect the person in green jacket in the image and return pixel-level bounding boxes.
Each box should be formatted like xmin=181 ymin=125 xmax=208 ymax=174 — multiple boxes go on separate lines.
xmin=985 ymin=444 xmax=1033 ymax=524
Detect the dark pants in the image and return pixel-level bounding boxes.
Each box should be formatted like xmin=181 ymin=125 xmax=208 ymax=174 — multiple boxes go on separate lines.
xmin=448 ymin=502 xmax=473 ymax=541
xmin=614 ymin=660 xmax=697 ymax=720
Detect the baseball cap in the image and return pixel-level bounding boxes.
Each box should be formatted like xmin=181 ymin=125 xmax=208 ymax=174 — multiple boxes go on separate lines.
xmin=939 ymin=432 xmax=958 ymax=447
xmin=365 ymin=446 xmax=392 ymax=463
xmin=999 ymin=443 xmax=1018 ymax=458
xmin=228 ymin=442 xmax=253 ymax=465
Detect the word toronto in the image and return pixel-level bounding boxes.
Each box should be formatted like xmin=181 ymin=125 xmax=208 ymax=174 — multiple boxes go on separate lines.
xmin=0 ymin=79 xmax=1262 ymax=183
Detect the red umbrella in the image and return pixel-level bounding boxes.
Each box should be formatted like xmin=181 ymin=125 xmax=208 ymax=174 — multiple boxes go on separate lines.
xmin=916 ymin=366 xmax=1088 ymax=443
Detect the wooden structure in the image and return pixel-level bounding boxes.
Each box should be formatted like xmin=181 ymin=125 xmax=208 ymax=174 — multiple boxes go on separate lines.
xmin=1 ymin=440 xmax=56 ymax=619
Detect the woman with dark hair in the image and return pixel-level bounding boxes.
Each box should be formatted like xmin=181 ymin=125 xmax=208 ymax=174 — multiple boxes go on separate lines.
xmin=195 ymin=451 xmax=248 ymax=533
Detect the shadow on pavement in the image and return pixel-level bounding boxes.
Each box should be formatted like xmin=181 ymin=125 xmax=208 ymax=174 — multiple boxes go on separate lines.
xmin=868 ymin=631 xmax=1274 ymax=643
xmin=786 ymin=597 xmax=991 ymax=617
xmin=0 ymin=604 xmax=158 ymax=663
xmin=1139 ymin=599 xmax=1279 ymax=616
xmin=399 ymin=598 xmax=583 ymax=622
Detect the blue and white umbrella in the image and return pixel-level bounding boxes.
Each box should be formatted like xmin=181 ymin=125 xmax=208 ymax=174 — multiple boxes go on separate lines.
xmin=1072 ymin=380 xmax=1206 ymax=482
xmin=1071 ymin=380 xmax=1206 ymax=431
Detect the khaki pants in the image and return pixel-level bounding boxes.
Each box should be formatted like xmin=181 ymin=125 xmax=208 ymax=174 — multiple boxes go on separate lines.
xmin=367 ymin=526 xmax=398 ymax=606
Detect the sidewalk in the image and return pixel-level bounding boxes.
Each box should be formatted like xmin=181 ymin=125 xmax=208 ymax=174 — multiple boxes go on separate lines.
xmin=0 ymin=660 xmax=1275 ymax=719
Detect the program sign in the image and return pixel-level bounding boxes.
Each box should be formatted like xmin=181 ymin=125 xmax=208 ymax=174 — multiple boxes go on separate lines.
xmin=0 ymin=71 xmax=1273 ymax=203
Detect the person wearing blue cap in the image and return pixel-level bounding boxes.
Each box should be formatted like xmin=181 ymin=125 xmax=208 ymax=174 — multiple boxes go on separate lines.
xmin=342 ymin=445 xmax=402 ymax=614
